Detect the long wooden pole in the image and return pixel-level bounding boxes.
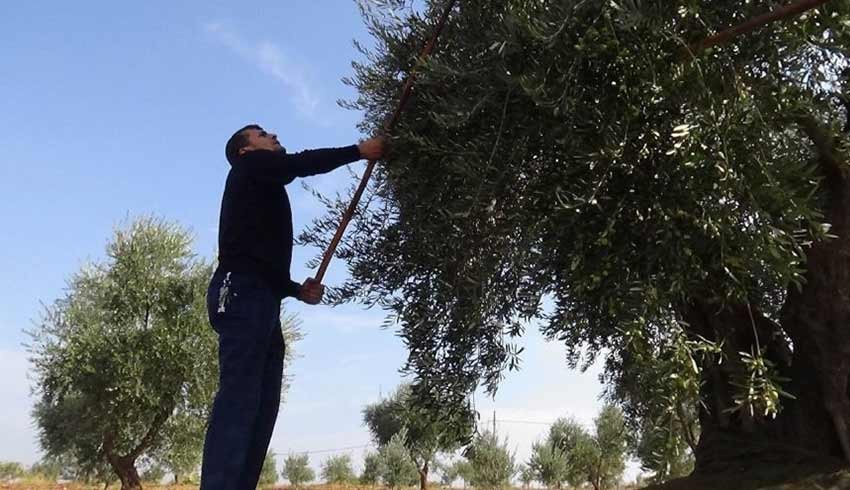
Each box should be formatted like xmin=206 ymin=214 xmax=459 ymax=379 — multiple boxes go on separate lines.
xmin=315 ymin=0 xmax=458 ymax=282
xmin=683 ymin=0 xmax=833 ymax=59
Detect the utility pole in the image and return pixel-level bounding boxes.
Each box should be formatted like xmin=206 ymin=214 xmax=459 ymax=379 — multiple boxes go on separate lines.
xmin=493 ymin=410 xmax=497 ymax=435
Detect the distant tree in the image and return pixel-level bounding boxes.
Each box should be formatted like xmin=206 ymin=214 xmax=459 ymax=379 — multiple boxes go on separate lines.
xmin=529 ymin=408 xmax=628 ymax=490
xmin=283 ymin=453 xmax=316 ymax=488
xmin=67 ymin=455 xmax=117 ymax=487
xmin=452 ymin=460 xmax=474 ymax=489
xmin=28 ymin=456 xmax=66 ymax=481
xmin=28 ymin=217 xmax=301 ymax=490
xmin=528 ymin=440 xmax=570 ymax=489
xmin=140 ymin=463 xmax=166 ymax=484
xmin=0 ymin=462 xmax=25 ymax=481
xmin=466 ymin=431 xmax=515 ymax=490
xmin=378 ymin=430 xmax=419 ymax=489
xmin=363 ymin=384 xmax=473 ymax=490
xmin=585 ymin=406 xmax=628 ymax=490
xmin=517 ymin=464 xmax=534 ymax=489
xmin=259 ymin=450 xmax=279 ymax=486
xmin=321 ymin=455 xmax=355 ymax=484
xmin=548 ymin=417 xmax=596 ymax=489
xmin=360 ymin=452 xmax=383 ymax=485
xmin=363 ymin=391 xmax=405 ymax=445
xmin=27 ymin=217 xmax=216 ymax=490
xmin=435 ymin=459 xmax=456 ymax=487
xmin=527 ymin=416 xmax=592 ymax=490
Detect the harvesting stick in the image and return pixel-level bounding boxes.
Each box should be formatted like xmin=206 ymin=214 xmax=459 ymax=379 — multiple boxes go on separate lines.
xmin=314 ymin=0 xmax=458 ymax=282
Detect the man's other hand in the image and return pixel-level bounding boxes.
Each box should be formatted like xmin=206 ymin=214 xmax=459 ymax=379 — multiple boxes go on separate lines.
xmin=298 ymin=278 xmax=324 ymax=305
xmin=358 ymin=136 xmax=386 ymax=160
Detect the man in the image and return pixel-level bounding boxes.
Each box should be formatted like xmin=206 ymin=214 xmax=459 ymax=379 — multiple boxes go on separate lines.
xmin=201 ymin=124 xmax=385 ymax=490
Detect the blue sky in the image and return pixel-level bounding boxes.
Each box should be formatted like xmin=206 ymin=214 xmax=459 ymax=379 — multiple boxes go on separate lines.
xmin=0 ymin=0 xmax=634 ymax=482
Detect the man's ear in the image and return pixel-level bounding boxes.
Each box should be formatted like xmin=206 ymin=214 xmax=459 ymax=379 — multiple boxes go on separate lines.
xmin=238 ymin=146 xmax=251 ymax=157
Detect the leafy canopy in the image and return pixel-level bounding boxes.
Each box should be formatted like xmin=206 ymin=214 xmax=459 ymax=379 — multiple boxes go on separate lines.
xmin=304 ymin=0 xmax=850 ymax=428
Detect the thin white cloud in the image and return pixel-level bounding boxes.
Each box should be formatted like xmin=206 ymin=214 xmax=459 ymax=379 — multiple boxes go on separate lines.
xmin=203 ymin=21 xmax=324 ymax=123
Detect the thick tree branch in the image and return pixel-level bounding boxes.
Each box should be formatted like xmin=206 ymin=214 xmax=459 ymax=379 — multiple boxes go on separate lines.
xmin=129 ymin=396 xmax=175 ymax=460
xmin=682 ymin=0 xmax=833 ymax=60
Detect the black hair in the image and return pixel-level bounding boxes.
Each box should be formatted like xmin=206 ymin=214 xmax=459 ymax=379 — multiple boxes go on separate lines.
xmin=225 ymin=124 xmax=262 ymax=165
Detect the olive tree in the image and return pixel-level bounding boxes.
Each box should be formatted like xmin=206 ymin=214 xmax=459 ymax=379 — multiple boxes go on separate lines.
xmin=303 ymin=0 xmax=850 ymax=476
xmin=29 ymin=216 xmax=300 ymax=489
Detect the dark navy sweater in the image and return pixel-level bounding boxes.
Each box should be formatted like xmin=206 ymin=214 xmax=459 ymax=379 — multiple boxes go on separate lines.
xmin=216 ymin=145 xmax=362 ymax=298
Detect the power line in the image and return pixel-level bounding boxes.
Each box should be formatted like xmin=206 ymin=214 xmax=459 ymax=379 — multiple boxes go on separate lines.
xmin=494 ymin=419 xmax=556 ymax=426
xmin=282 ymin=419 xmax=559 ymax=456
xmin=282 ymin=444 xmax=372 ymax=456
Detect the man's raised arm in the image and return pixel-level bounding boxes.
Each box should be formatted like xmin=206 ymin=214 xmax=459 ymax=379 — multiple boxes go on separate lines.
xmin=244 ymin=137 xmax=385 ymax=183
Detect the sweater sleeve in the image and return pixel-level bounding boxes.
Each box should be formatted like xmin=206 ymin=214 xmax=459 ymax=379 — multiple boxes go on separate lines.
xmin=283 ymin=279 xmax=301 ymax=299
xmin=242 ymin=146 xmax=362 ymax=184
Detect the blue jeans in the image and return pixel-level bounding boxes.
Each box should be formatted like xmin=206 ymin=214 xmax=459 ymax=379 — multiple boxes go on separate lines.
xmin=201 ymin=269 xmax=285 ymax=490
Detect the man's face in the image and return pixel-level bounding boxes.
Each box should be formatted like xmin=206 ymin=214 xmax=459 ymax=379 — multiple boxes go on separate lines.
xmin=240 ymin=127 xmax=284 ymax=155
